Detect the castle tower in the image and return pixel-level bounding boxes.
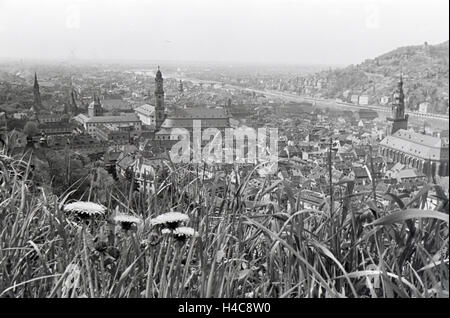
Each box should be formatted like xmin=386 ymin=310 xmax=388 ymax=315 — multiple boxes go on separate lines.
xmin=154 ymin=66 xmax=166 ymax=130
xmin=387 ymin=73 xmax=408 ymax=135
xmin=88 ymin=93 xmax=103 ymax=118
xmin=31 ymin=72 xmax=42 ymax=114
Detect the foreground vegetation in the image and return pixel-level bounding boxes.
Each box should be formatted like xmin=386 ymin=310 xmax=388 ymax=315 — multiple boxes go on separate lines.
xmin=0 ymin=138 xmax=448 ymax=298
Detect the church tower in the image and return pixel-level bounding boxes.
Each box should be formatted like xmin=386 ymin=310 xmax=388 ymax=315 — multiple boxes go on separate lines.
xmin=154 ymin=67 xmax=166 ymax=130
xmin=31 ymin=73 xmax=42 ymax=114
xmin=387 ymin=73 xmax=408 ymax=135
xmin=70 ymin=90 xmax=80 ymax=115
xmin=88 ymin=93 xmax=103 ymax=118
xmin=178 ymin=79 xmax=184 ymax=95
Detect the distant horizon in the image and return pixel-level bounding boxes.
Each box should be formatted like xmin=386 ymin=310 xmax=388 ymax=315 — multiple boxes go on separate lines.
xmin=0 ymin=0 xmax=448 ymax=66
xmin=0 ymin=37 xmax=448 ymax=70
xmin=0 ymin=55 xmax=346 ymax=69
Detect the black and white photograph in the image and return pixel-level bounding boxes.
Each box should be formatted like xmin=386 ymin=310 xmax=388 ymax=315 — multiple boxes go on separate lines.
xmin=0 ymin=0 xmax=448 ymax=303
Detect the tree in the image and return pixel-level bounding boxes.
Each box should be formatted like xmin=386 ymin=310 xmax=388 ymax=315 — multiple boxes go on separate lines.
xmin=23 ymin=121 xmax=40 ymax=137
xmin=89 ymin=166 xmax=115 ymax=203
xmin=41 ymin=150 xmax=91 ymax=197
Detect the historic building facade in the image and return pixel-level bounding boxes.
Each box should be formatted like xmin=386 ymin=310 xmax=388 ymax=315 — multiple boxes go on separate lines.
xmin=379 ymin=75 xmax=449 ymax=177
xmin=380 ymin=130 xmax=449 ymax=177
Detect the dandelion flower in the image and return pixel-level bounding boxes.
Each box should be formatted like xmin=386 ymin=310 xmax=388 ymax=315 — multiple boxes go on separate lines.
xmin=172 ymin=226 xmax=198 ymax=242
xmin=64 ymin=201 xmax=106 ymax=218
xmin=161 ymin=228 xmax=172 ymax=235
xmin=113 ymin=213 xmax=142 ymax=231
xmin=150 ymin=212 xmax=189 ymax=229
xmin=173 ymin=226 xmax=198 ymax=238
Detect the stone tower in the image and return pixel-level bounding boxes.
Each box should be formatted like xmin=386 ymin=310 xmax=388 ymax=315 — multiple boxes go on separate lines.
xmin=387 ymin=73 xmax=408 ymax=135
xmin=154 ymin=67 xmax=166 ymax=130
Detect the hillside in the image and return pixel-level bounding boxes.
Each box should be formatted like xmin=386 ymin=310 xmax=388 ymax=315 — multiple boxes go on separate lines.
xmin=318 ymin=41 xmax=449 ymax=114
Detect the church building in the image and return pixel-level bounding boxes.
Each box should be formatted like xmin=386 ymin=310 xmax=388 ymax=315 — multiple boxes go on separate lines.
xmin=379 ymin=74 xmax=449 ymax=177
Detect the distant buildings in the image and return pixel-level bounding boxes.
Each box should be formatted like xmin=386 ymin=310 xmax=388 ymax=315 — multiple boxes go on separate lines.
xmin=135 ymin=104 xmax=155 ymax=127
xmin=418 ymin=102 xmax=430 ymax=114
xmin=85 ymin=114 xmax=142 ymax=139
xmin=93 ymin=124 xmax=135 ymax=144
xmin=343 ymin=90 xmax=351 ymax=99
xmin=37 ymin=114 xmax=64 ymax=124
xmin=101 ymin=99 xmax=133 ymax=113
xmin=358 ymin=95 xmax=369 ymax=105
xmin=159 ymin=108 xmax=230 ymax=132
xmin=349 ymin=166 xmax=370 ymax=186
xmin=384 ymin=163 xmax=427 ymax=185
xmin=38 ymin=119 xmax=74 ymax=137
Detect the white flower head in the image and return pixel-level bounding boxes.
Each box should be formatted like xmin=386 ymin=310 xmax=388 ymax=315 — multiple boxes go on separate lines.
xmin=114 ymin=213 xmax=142 ymax=225
xmin=114 ymin=213 xmax=142 ymax=230
xmin=173 ymin=226 xmax=198 ymax=238
xmin=150 ymin=212 xmax=189 ymax=229
xmin=64 ymin=201 xmax=106 ymax=217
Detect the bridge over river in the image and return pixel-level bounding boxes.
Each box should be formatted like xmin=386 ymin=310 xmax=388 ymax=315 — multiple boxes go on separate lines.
xmin=226 ymin=86 xmax=449 ymax=122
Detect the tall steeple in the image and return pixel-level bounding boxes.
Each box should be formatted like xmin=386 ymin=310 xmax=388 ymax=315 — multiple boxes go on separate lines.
xmin=387 ymin=71 xmax=408 ymax=135
xmin=70 ymin=90 xmax=79 ymax=114
xmin=178 ymin=79 xmax=184 ymax=94
xmin=154 ymin=66 xmax=166 ymax=130
xmin=63 ymin=101 xmax=70 ymax=115
xmin=225 ymin=98 xmax=232 ymax=117
xmin=32 ymin=72 xmax=42 ymax=114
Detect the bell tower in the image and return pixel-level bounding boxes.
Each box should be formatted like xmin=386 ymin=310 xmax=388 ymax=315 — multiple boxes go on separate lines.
xmin=154 ymin=66 xmax=166 ymax=130
xmin=387 ymin=73 xmax=408 ymax=135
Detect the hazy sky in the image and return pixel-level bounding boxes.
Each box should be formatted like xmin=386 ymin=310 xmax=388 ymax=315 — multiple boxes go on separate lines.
xmin=0 ymin=0 xmax=448 ymax=65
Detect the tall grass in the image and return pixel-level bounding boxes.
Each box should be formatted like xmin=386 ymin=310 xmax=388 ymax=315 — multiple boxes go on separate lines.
xmin=0 ymin=144 xmax=448 ymax=298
